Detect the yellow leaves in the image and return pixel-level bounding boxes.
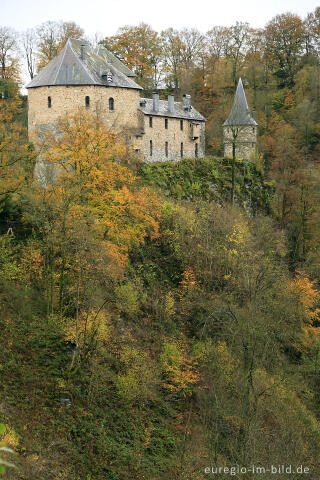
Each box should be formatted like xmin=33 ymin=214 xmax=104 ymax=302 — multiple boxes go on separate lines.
xmin=226 ymin=219 xmax=249 ymax=246
xmin=64 ymin=309 xmax=112 ymax=346
xmin=0 ymin=92 xmax=33 ymax=200
xmin=160 ymin=340 xmax=200 ymax=396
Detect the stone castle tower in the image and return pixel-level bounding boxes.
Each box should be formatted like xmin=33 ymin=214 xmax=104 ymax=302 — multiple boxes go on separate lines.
xmin=26 ymin=38 xmax=206 ymax=162
xmin=223 ymin=78 xmax=257 ymax=160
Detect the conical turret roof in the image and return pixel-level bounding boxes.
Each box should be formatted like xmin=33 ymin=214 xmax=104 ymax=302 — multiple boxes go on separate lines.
xmin=223 ymin=78 xmax=257 ymax=127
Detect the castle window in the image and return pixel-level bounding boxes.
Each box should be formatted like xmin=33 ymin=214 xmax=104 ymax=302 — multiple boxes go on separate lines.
xmin=195 ymin=143 xmax=198 ymax=158
xmin=165 ymin=118 xmax=168 ymax=129
xmin=252 ymin=127 xmax=255 ymax=133
xmin=180 ymin=142 xmax=183 ymax=158
xmin=149 ymin=117 xmax=152 ymax=128
xmin=48 ymin=96 xmax=51 ymax=108
xmin=165 ymin=141 xmax=168 ymax=157
xmin=85 ymin=96 xmax=90 ymax=108
xmin=150 ymin=140 xmax=152 ymax=157
xmin=109 ymin=97 xmax=114 ymax=111
xmin=180 ymin=119 xmax=183 ymax=131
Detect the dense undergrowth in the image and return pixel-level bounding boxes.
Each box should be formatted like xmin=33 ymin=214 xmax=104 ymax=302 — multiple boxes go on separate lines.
xmin=1 ymin=148 xmax=320 ymax=479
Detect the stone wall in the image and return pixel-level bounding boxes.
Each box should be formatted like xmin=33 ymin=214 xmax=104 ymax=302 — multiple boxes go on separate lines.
xmin=28 ymin=85 xmax=141 ymax=143
xmin=141 ymin=115 xmax=205 ymax=162
xmin=28 ymin=86 xmax=206 ymax=162
xmin=223 ymin=125 xmax=257 ymax=160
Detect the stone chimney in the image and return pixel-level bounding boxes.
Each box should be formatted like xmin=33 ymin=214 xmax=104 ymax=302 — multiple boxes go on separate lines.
xmin=168 ymin=95 xmax=174 ymax=113
xmin=80 ymin=44 xmax=86 ymax=61
xmin=152 ymin=92 xmax=159 ymax=112
xmin=182 ymin=94 xmax=191 ymax=111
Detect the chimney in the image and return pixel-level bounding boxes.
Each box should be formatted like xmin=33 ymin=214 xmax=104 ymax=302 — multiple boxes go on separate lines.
xmin=183 ymin=94 xmax=191 ymax=111
xmin=152 ymin=92 xmax=159 ymax=112
xmin=168 ymin=94 xmax=174 ymax=113
xmin=80 ymin=44 xmax=86 ymax=61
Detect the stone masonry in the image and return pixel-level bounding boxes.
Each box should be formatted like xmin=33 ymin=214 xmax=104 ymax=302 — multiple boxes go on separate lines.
xmin=27 ymin=38 xmax=206 ymax=162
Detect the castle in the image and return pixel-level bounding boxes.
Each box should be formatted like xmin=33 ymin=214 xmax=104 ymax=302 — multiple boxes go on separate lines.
xmin=26 ymin=39 xmax=257 ymax=162
xmin=27 ymin=38 xmax=206 ymax=162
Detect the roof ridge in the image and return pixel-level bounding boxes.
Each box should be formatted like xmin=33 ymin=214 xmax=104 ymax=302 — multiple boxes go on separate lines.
xmin=68 ymin=39 xmax=97 ymax=84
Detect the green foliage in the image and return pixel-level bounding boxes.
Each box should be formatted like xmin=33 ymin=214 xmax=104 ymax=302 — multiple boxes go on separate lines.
xmin=139 ymin=156 xmax=273 ymax=215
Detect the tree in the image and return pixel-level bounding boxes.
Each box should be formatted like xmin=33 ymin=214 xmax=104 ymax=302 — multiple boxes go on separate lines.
xmin=36 ymin=20 xmax=84 ymax=69
xmin=21 ymin=29 xmax=36 ymax=79
xmin=160 ymin=28 xmax=186 ymax=93
xmin=103 ymin=23 xmax=162 ymax=90
xmin=28 ymin=110 xmax=160 ymax=320
xmin=0 ymin=27 xmax=20 ymax=82
xmin=227 ymin=22 xmax=250 ymax=86
xmin=265 ymin=13 xmax=305 ymax=88
xmin=0 ymin=79 xmax=33 ymax=204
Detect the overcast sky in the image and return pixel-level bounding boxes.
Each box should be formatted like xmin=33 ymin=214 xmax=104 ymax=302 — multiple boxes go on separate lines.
xmin=3 ymin=0 xmax=320 ymax=37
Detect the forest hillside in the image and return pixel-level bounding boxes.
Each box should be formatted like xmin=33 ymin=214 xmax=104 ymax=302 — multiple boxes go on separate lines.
xmin=0 ymin=8 xmax=320 ymax=480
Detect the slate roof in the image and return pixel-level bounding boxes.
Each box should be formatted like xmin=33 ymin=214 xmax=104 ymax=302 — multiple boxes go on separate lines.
xmin=26 ymin=38 xmax=142 ymax=90
xmin=139 ymin=98 xmax=206 ymax=122
xmin=94 ymin=45 xmax=136 ymax=77
xmin=223 ymin=78 xmax=257 ymax=127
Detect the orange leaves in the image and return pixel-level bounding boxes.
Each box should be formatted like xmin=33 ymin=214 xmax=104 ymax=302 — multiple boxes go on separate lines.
xmin=39 ymin=110 xmax=160 ymax=269
xmin=290 ymin=271 xmax=320 ymax=325
xmin=179 ymin=267 xmax=198 ymax=293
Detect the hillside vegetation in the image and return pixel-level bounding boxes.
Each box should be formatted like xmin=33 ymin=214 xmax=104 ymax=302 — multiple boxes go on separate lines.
xmin=1 ymin=8 xmax=320 ymax=479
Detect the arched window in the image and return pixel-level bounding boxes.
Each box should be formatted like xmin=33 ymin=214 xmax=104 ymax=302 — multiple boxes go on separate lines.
xmin=149 ymin=116 xmax=152 ymax=128
xmin=48 ymin=96 xmax=51 ymax=108
xmin=180 ymin=119 xmax=183 ymax=131
xmin=109 ymin=97 xmax=114 ymax=111
xmin=180 ymin=142 xmax=183 ymax=158
xmin=195 ymin=143 xmax=198 ymax=158
xmin=85 ymin=96 xmax=90 ymax=107
xmin=165 ymin=118 xmax=168 ymax=129
xmin=165 ymin=141 xmax=168 ymax=157
xmin=150 ymin=140 xmax=153 ymax=157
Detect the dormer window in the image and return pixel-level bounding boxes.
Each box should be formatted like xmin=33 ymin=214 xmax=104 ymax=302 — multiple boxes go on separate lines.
xmin=109 ymin=97 xmax=114 ymax=111
xmin=85 ymin=96 xmax=90 ymax=108
xmin=102 ymin=70 xmax=113 ymax=83
xmin=48 ymin=96 xmax=51 ymax=108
